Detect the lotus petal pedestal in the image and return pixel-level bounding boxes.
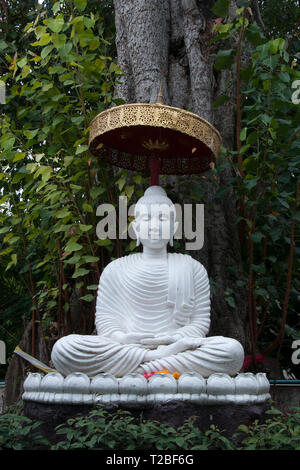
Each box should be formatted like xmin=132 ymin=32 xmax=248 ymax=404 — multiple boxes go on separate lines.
xmin=22 ymin=372 xmax=270 ymax=407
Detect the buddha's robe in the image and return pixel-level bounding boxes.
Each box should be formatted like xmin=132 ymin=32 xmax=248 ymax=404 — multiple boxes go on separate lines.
xmin=51 ymin=254 xmax=244 ymax=377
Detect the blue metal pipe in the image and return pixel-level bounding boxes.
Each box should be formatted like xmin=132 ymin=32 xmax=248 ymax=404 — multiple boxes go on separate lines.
xmin=269 ymin=379 xmax=300 ymax=384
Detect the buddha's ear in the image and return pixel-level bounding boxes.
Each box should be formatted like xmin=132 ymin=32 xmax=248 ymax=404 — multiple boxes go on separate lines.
xmin=131 ymin=219 xmax=140 ymax=246
xmin=173 ymin=220 xmax=179 ymax=237
xmin=131 ymin=219 xmax=137 ymax=236
xmin=169 ymin=220 xmax=179 ymax=247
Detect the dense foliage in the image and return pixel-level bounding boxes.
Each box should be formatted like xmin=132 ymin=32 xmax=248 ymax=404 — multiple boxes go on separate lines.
xmin=193 ymin=1 xmax=300 ymax=374
xmin=0 ymin=0 xmax=299 ymax=380
xmin=0 ymin=0 xmax=148 ymax=378
xmin=0 ymin=404 xmax=299 ymax=450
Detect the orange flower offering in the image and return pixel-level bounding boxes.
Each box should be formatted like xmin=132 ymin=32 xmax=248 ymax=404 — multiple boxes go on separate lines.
xmin=142 ymin=370 xmax=180 ymax=379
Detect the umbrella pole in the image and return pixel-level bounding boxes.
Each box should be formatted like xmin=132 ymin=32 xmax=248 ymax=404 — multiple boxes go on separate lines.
xmin=150 ymin=155 xmax=160 ymax=186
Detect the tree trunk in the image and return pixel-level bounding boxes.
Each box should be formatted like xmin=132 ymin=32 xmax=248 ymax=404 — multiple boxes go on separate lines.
xmin=4 ymin=321 xmax=49 ymax=407
xmin=113 ymin=0 xmax=251 ymax=350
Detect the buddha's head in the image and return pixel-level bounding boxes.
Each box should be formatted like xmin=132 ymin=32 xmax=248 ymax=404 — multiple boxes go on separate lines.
xmin=132 ymin=186 xmax=178 ymax=250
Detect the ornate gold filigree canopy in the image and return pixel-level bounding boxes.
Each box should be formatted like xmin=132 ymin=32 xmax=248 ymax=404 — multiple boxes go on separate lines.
xmin=88 ymin=102 xmax=222 ymax=183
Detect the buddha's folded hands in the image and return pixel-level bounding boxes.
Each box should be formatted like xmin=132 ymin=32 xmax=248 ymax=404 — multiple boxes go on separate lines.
xmin=111 ymin=331 xmax=155 ymax=344
xmin=143 ymin=336 xmax=206 ymax=361
xmin=140 ymin=335 xmax=176 ymax=347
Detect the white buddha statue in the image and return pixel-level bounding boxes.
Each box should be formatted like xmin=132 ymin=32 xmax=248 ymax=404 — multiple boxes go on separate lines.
xmin=51 ymin=186 xmax=244 ymax=378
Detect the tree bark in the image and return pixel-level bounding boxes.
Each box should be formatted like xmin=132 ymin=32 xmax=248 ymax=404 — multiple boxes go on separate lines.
xmin=113 ymin=0 xmax=251 ymax=350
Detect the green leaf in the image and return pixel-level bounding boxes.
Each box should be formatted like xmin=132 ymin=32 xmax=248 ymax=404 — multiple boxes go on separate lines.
xmin=24 ymin=129 xmax=39 ymax=140
xmin=5 ymin=253 xmax=18 ymax=271
xmin=17 ymin=57 xmax=27 ymax=68
xmin=214 ymin=49 xmax=234 ymax=70
xmin=117 ymin=177 xmax=126 ymax=192
xmin=0 ymin=226 xmax=10 ymax=234
xmin=64 ymin=254 xmax=81 ymax=264
xmin=237 ymin=0 xmax=250 ymax=6
xmin=246 ymin=24 xmax=265 ymax=46
xmin=45 ymin=15 xmax=65 ymax=33
xmin=76 ymin=145 xmax=89 ymax=155
xmin=12 ymin=152 xmax=26 ymax=162
xmin=211 ymin=0 xmax=230 ymax=17
xmin=252 ymin=263 xmax=265 ymax=274
xmin=72 ymin=268 xmax=90 ymax=278
xmin=52 ymin=33 xmax=67 ymax=49
xmin=124 ymin=185 xmax=134 ymax=199
xmin=78 ymin=224 xmax=93 ymax=232
xmin=250 ymin=232 xmax=264 ymax=243
xmin=26 ymin=162 xmax=38 ymax=173
xmin=89 ymin=38 xmax=100 ymax=51
xmin=69 ymin=183 xmax=82 ymax=192
xmin=31 ymin=33 xmax=51 ymax=47
xmin=212 ymin=95 xmax=230 ymax=108
xmin=278 ymin=72 xmax=290 ymax=83
xmin=90 ymin=186 xmax=106 ymax=199
xmin=82 ymin=203 xmax=93 ymax=213
xmin=55 ymin=207 xmax=72 ymax=219
xmin=133 ymin=174 xmax=142 ymax=184
xmin=0 ymin=40 xmax=8 ymax=51
xmin=87 ymin=284 xmax=98 ymax=290
xmin=214 ymin=187 xmax=230 ymax=199
xmin=244 ymin=177 xmax=258 ymax=190
xmin=36 ymin=259 xmax=48 ymax=269
xmin=82 ymin=256 xmax=99 ymax=263
xmin=2 ymin=136 xmax=15 ymax=150
xmin=64 ymin=156 xmax=74 ymax=167
xmin=293 ymin=212 xmax=300 ymax=222
xmin=95 ymin=238 xmax=112 ymax=247
xmin=52 ymin=2 xmax=61 ymax=14
xmin=53 ymin=224 xmax=72 ymax=233
xmin=225 ymin=296 xmax=235 ymax=308
xmin=7 ymin=236 xmax=20 ymax=245
xmin=41 ymin=45 xmax=54 ymax=59
xmin=80 ymin=294 xmax=94 ymax=302
xmin=240 ymin=127 xmax=247 ymax=142
xmin=65 ymin=241 xmax=83 ymax=252
xmin=74 ymin=0 xmax=87 ymax=12
xmin=238 ymin=424 xmax=249 ymax=433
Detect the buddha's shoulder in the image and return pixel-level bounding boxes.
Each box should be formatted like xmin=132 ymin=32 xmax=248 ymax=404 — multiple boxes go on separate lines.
xmin=168 ymin=253 xmax=208 ymax=274
xmin=101 ymin=254 xmax=141 ymax=274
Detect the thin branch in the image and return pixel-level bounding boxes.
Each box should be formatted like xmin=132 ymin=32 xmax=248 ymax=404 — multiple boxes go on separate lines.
xmin=263 ymin=180 xmax=299 ymax=355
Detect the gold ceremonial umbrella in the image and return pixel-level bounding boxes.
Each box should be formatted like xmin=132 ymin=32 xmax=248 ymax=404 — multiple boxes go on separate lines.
xmin=88 ymin=98 xmax=221 ymax=185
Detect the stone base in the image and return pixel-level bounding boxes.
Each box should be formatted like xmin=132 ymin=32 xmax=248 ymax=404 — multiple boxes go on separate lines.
xmin=22 ymin=371 xmax=271 ymax=446
xmin=23 ymin=399 xmax=271 ymax=445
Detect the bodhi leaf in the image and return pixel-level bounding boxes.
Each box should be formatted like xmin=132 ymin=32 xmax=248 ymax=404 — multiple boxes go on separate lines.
xmin=72 ymin=268 xmax=90 ymax=278
xmin=56 ymin=207 xmax=72 ymax=219
xmin=65 ymin=241 xmax=83 ymax=252
xmin=211 ymin=0 xmax=230 ymax=17
xmin=44 ymin=15 xmax=65 ymax=34
xmin=80 ymin=294 xmax=94 ymax=302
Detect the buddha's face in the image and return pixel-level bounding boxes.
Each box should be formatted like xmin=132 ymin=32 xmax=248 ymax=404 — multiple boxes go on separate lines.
xmin=134 ymin=202 xmax=177 ymax=249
